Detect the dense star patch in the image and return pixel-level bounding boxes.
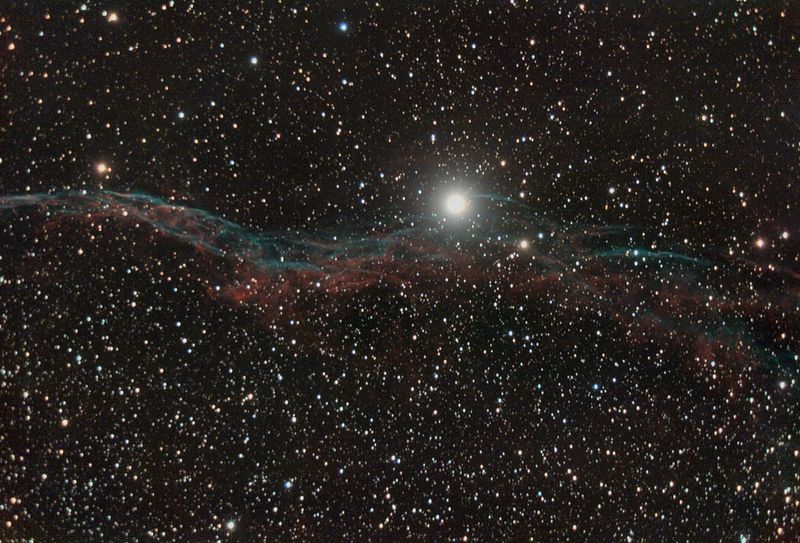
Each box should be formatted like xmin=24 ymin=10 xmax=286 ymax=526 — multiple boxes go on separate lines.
xmin=1 ymin=2 xmax=799 ymax=542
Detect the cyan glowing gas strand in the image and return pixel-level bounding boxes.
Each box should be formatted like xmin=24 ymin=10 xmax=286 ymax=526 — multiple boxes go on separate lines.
xmin=0 ymin=189 xmax=733 ymax=278
xmin=1 ymin=188 xmax=797 ymax=381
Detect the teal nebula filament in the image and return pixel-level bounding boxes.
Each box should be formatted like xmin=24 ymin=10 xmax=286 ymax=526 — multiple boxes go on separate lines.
xmin=1 ymin=189 xmax=797 ymax=383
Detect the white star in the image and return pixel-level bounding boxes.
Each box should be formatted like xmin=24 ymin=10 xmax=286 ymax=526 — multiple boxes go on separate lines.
xmin=444 ymin=192 xmax=469 ymax=216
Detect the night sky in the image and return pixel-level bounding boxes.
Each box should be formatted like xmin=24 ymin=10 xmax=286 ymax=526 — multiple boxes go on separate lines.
xmin=1 ymin=2 xmax=799 ymax=541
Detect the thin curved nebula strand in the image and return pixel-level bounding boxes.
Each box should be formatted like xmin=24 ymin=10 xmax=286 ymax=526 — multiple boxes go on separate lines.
xmin=2 ymin=189 xmax=797 ymax=392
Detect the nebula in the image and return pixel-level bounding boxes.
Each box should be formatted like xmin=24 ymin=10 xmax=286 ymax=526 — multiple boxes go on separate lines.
xmin=1 ymin=189 xmax=797 ymax=393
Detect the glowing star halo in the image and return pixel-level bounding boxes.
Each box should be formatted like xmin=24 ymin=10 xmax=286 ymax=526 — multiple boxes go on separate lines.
xmin=444 ymin=192 xmax=469 ymax=216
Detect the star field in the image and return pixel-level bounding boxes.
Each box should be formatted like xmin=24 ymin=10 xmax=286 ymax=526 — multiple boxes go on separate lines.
xmin=0 ymin=2 xmax=799 ymax=542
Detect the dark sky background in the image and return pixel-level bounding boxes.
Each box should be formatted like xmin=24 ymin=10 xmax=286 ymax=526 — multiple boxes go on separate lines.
xmin=1 ymin=2 xmax=799 ymax=542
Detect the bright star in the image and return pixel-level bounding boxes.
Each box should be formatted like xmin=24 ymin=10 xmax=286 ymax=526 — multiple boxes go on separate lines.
xmin=338 ymin=22 xmax=348 ymax=32
xmin=444 ymin=192 xmax=469 ymax=216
